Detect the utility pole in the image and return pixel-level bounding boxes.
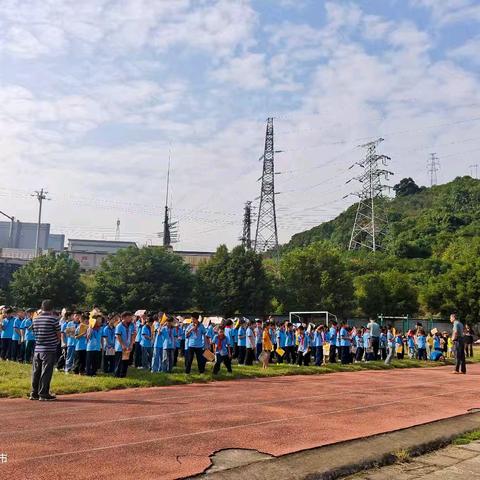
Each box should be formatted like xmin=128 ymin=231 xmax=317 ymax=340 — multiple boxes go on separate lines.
xmin=347 ymin=138 xmax=392 ymax=252
xmin=469 ymin=164 xmax=479 ymax=179
xmin=115 ymin=219 xmax=120 ymax=241
xmin=160 ymin=153 xmax=178 ymax=247
xmin=427 ymin=153 xmax=440 ymax=186
xmin=240 ymin=201 xmax=252 ymax=249
xmin=254 ymin=117 xmax=279 ymax=255
xmin=32 ymin=188 xmax=49 ymax=257
xmin=0 ymin=210 xmax=15 ymax=247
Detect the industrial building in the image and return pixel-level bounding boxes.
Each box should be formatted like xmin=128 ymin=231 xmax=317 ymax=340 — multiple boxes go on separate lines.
xmin=0 ymin=221 xmax=64 ymax=251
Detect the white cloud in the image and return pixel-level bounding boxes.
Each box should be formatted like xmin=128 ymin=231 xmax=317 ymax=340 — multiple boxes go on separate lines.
xmin=212 ymin=53 xmax=268 ymax=90
xmin=448 ymin=36 xmax=480 ymax=66
xmin=411 ymin=0 xmax=480 ymax=25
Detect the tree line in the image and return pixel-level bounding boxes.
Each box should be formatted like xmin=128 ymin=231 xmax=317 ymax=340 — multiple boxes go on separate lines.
xmin=5 ymin=239 xmax=480 ymax=322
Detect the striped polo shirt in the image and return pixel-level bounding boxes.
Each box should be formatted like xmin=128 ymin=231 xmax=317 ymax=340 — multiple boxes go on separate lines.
xmin=33 ymin=313 xmax=60 ymax=353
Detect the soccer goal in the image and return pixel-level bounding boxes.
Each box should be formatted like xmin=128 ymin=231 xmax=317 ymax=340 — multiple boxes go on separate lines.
xmin=288 ymin=311 xmax=338 ymax=326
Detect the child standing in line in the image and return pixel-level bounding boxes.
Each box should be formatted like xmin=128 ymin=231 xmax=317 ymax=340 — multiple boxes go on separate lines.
xmin=213 ymin=327 xmax=232 ymax=374
xmin=355 ymin=328 xmax=364 ymax=363
xmin=385 ymin=326 xmax=395 ymax=365
xmin=102 ymin=316 xmax=116 ymax=374
xmin=21 ymin=308 xmax=36 ymax=364
xmin=237 ymin=320 xmax=247 ymax=365
xmin=73 ymin=314 xmax=88 ymax=375
xmin=395 ymin=331 xmax=404 ymax=359
xmin=363 ymin=328 xmax=372 ymax=361
xmin=407 ymin=331 xmax=415 ymax=359
xmin=313 ymin=325 xmax=324 ymax=366
xmin=284 ymin=323 xmax=296 ymax=364
xmin=86 ymin=315 xmax=103 ymax=376
xmin=140 ymin=317 xmax=153 ymax=370
xmin=161 ymin=317 xmax=177 ymax=373
xmin=297 ymin=325 xmax=310 ymax=367
xmin=416 ymin=328 xmax=427 ymax=360
xmin=151 ymin=316 xmax=163 ymax=373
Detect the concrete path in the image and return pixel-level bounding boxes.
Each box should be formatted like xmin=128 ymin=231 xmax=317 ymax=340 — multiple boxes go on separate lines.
xmin=0 ymin=364 xmax=479 ymax=479
xmin=343 ymin=441 xmax=480 ymax=479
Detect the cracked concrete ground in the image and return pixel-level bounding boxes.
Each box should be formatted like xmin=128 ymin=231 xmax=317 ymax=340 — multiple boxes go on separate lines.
xmin=343 ymin=441 xmax=480 ymax=479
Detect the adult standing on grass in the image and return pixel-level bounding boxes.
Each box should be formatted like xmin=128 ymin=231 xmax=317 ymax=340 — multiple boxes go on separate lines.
xmin=451 ymin=313 xmax=466 ymax=374
xmin=185 ymin=313 xmax=208 ymax=374
xmin=367 ymin=318 xmax=381 ymax=360
xmin=30 ymin=299 xmax=60 ymax=401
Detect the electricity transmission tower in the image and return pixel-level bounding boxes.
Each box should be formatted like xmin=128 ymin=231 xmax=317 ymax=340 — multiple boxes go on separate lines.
xmin=31 ymin=188 xmax=50 ymax=257
xmin=240 ymin=201 xmax=253 ymax=249
xmin=427 ymin=153 xmax=440 ymax=186
xmin=115 ymin=219 xmax=120 ymax=241
xmin=347 ymin=138 xmax=392 ymax=252
xmin=254 ymin=117 xmax=278 ymax=254
xmin=469 ymin=164 xmax=479 ymax=179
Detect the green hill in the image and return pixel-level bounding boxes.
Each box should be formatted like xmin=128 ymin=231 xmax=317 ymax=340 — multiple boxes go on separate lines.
xmin=286 ymin=176 xmax=480 ymax=259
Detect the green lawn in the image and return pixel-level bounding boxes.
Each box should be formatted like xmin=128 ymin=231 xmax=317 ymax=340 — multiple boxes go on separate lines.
xmin=0 ymin=353 xmax=475 ymax=399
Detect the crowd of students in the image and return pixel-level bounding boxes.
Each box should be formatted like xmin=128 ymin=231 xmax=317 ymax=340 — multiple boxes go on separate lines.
xmin=0 ymin=306 xmax=473 ymax=379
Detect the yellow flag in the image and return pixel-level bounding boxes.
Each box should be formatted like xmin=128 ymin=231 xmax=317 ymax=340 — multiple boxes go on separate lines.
xmin=160 ymin=313 xmax=168 ymax=325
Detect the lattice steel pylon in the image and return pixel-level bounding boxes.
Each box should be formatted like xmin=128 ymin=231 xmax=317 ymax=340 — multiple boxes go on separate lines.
xmin=240 ymin=201 xmax=252 ymax=250
xmin=427 ymin=152 xmax=440 ymax=186
xmin=348 ymin=138 xmax=393 ymax=252
xmin=254 ymin=117 xmax=278 ymax=253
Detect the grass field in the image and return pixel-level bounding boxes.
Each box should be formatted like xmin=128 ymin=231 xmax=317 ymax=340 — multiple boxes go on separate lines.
xmin=0 ymin=352 xmax=476 ymax=398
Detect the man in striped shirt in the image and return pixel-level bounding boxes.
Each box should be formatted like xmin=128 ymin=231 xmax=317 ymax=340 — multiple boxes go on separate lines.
xmin=30 ymin=299 xmax=61 ymax=401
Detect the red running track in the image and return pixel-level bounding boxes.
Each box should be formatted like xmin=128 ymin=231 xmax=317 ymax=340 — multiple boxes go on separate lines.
xmin=0 ymin=365 xmax=479 ymax=480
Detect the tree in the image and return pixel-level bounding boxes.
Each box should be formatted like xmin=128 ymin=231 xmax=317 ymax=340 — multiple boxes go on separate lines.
xmin=10 ymin=252 xmax=85 ymax=308
xmin=195 ymin=245 xmax=271 ymax=316
xmin=354 ymin=273 xmax=388 ymax=317
xmin=91 ymin=246 xmax=194 ymax=312
xmin=277 ymin=242 xmax=354 ymax=315
xmin=393 ymin=177 xmax=421 ymax=197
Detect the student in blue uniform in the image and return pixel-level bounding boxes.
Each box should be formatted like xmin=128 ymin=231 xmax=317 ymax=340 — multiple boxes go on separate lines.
xmin=297 ymin=325 xmax=310 ymax=366
xmin=245 ymin=321 xmax=255 ymax=365
xmin=73 ymin=314 xmax=88 ymax=374
xmin=133 ymin=315 xmax=144 ymax=368
xmin=363 ymin=329 xmax=373 ymax=361
xmin=328 ymin=321 xmax=338 ymax=363
xmin=355 ymin=328 xmax=364 ymax=362
xmin=313 ymin=325 xmax=324 ymax=366
xmin=185 ymin=313 xmax=208 ymax=374
xmin=284 ymin=323 xmax=296 ymax=364
xmin=140 ymin=317 xmax=153 ymax=370
xmin=380 ymin=328 xmax=387 ymax=360
xmin=64 ymin=311 xmax=80 ymax=373
xmin=151 ymin=317 xmax=163 ymax=373
xmin=174 ymin=321 xmax=183 ymax=366
xmin=102 ymin=315 xmax=116 ymax=373
xmin=236 ymin=320 xmax=247 ymax=365
xmin=114 ymin=311 xmax=134 ymax=378
xmin=213 ymin=327 xmax=232 ymax=374
xmin=276 ymin=323 xmax=286 ymax=364
xmin=231 ymin=323 xmax=238 ymax=359
xmin=21 ymin=308 xmax=36 ymax=363
xmin=161 ymin=317 xmax=177 ymax=373
xmin=11 ymin=311 xmax=24 ymax=362
xmin=339 ymin=322 xmax=351 ymax=364
xmin=86 ymin=315 xmax=103 ymax=376
xmin=254 ymin=320 xmax=263 ymax=361
xmin=1 ymin=308 xmax=15 ymax=360
xmin=416 ymin=328 xmax=427 ymax=360
xmin=384 ymin=325 xmax=395 ymax=365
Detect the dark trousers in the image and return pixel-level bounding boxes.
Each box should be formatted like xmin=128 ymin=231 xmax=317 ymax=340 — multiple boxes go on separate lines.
xmin=245 ymin=347 xmax=255 ymax=365
xmin=31 ymin=351 xmax=56 ymax=398
xmin=255 ymin=343 xmax=262 ymax=361
xmin=381 ymin=348 xmax=387 ymax=361
xmin=73 ymin=350 xmax=86 ymax=374
xmin=0 ymin=338 xmax=11 ymax=360
xmin=10 ymin=340 xmax=19 ymax=362
xmin=86 ymin=350 xmax=101 ymax=376
xmin=285 ymin=346 xmax=296 ymax=364
xmin=371 ymin=336 xmax=380 ymax=360
xmin=18 ymin=341 xmax=26 ymax=362
xmin=103 ymin=353 xmax=115 ymax=373
xmin=25 ymin=341 xmax=35 ymax=363
xmin=355 ymin=347 xmax=364 ymax=362
xmin=185 ymin=347 xmax=206 ymax=374
xmin=340 ymin=346 xmax=351 ymax=364
xmin=56 ymin=345 xmax=66 ymax=370
xmin=418 ymin=348 xmax=427 ymax=360
xmin=213 ymin=354 xmax=232 ymax=374
xmin=314 ymin=345 xmax=323 ymax=366
xmin=133 ymin=342 xmax=142 ymax=367
xmin=465 ymin=341 xmax=473 ymax=358
xmin=329 ymin=344 xmax=337 ymax=363
xmin=237 ymin=346 xmax=246 ymax=365
xmin=455 ymin=339 xmax=466 ymax=373
xmin=114 ymin=351 xmax=129 ymax=377
xmin=297 ymin=350 xmax=310 ymax=366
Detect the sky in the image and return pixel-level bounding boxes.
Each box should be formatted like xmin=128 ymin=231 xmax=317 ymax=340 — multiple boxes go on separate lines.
xmin=1 ymin=0 xmax=480 ymax=251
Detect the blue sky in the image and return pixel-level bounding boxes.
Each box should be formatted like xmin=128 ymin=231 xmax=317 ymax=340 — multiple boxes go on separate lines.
xmin=1 ymin=0 xmax=479 ymax=250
